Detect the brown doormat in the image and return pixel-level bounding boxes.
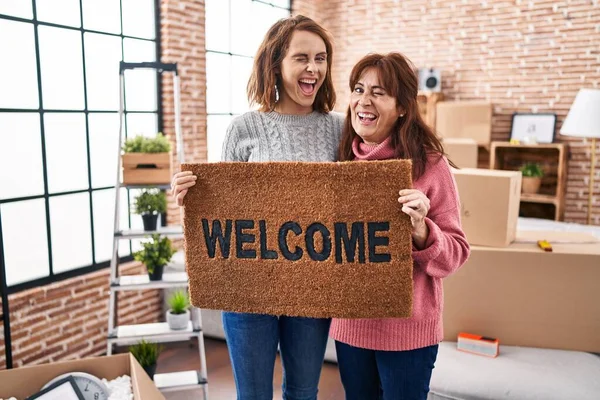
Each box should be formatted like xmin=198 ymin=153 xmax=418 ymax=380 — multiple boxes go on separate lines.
xmin=182 ymin=160 xmax=414 ymax=319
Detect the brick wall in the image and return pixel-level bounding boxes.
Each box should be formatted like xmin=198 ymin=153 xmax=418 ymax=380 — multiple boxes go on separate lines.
xmin=161 ymin=0 xmax=207 ymax=226
xmin=293 ymin=0 xmax=600 ymax=225
xmin=0 ymin=263 xmax=162 ymax=369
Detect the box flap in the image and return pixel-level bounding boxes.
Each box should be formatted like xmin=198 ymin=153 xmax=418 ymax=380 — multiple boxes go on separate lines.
xmin=0 ymin=354 xmax=130 ymax=399
xmin=129 ymin=354 xmax=166 ymax=400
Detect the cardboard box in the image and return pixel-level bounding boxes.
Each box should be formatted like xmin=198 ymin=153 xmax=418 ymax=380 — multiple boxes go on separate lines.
xmin=436 ymin=101 xmax=492 ymax=145
xmin=0 ymin=354 xmax=165 ymax=400
xmin=452 ymin=168 xmax=521 ymax=247
xmin=442 ymin=138 xmax=478 ymax=168
xmin=443 ymin=235 xmax=600 ymax=352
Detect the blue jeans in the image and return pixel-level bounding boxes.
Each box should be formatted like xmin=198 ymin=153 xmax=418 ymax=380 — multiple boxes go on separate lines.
xmin=335 ymin=341 xmax=439 ymax=400
xmin=222 ymin=312 xmax=331 ymax=400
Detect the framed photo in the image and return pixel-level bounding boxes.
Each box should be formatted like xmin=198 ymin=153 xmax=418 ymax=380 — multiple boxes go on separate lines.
xmin=510 ymin=113 xmax=557 ymax=143
xmin=27 ymin=376 xmax=85 ymax=400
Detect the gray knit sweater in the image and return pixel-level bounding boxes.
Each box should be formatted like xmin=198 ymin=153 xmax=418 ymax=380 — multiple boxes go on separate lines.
xmin=221 ymin=110 xmax=345 ymax=162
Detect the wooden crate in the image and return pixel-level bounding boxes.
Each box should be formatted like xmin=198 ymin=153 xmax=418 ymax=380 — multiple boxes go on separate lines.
xmin=122 ymin=152 xmax=172 ymax=185
xmin=417 ymin=92 xmax=443 ymax=129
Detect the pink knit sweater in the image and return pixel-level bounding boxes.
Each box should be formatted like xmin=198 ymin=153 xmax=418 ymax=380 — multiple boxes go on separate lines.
xmin=329 ymin=136 xmax=470 ymax=351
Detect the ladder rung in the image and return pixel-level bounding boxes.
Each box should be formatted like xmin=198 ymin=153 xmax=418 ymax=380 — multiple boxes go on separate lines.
xmin=115 ymin=226 xmax=183 ymax=239
xmin=111 ymin=272 xmax=188 ymax=291
xmin=155 ymin=370 xmax=207 ymax=392
xmin=120 ymin=61 xmax=177 ymax=73
xmin=108 ymin=322 xmax=201 ymax=346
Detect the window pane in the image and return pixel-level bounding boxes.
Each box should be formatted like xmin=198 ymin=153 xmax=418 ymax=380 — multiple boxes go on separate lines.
xmin=122 ymin=0 xmax=155 ymax=40
xmin=0 ymin=1 xmax=33 ymax=19
xmin=0 ymin=113 xmax=44 ymax=200
xmin=205 ymin=0 xmax=230 ymax=53
xmin=0 ymin=20 xmax=39 ymax=109
xmin=36 ymin=0 xmax=81 ymax=28
xmin=123 ymin=38 xmax=156 ymax=62
xmin=231 ymin=56 xmax=253 ymax=114
xmin=119 ymin=187 xmax=131 ymax=256
xmin=126 ymin=113 xmax=158 ymax=139
xmin=208 ymin=114 xmax=233 ymax=162
xmin=50 ymin=193 xmax=93 ymax=273
xmin=85 ymin=33 xmax=122 ymax=111
xmin=45 ymin=113 xmax=89 ymax=194
xmin=264 ymin=0 xmax=290 ymax=8
xmin=93 ymin=188 xmax=125 ymax=263
xmin=38 ymin=26 xmax=85 ymax=110
xmin=124 ymin=70 xmax=157 ymax=111
xmin=247 ymin=2 xmax=288 ymax=55
xmin=89 ymin=113 xmax=119 ymax=188
xmin=82 ymin=0 xmax=121 ymax=34
xmin=230 ymin=0 xmax=254 ymax=57
xmin=206 ymin=52 xmax=231 ymax=114
xmin=128 ymin=188 xmax=145 ymax=253
xmin=1 ymin=199 xmax=49 ymax=286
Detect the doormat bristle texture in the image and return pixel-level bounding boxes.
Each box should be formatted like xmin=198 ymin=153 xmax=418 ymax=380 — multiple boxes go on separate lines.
xmin=182 ymin=160 xmax=414 ymax=319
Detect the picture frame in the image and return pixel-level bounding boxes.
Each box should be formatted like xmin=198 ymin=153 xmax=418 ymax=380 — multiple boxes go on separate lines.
xmin=26 ymin=376 xmax=85 ymax=400
xmin=510 ymin=113 xmax=557 ymax=143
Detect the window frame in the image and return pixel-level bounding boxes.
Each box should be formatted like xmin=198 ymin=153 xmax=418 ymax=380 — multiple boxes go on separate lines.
xmin=0 ymin=0 xmax=163 ymax=294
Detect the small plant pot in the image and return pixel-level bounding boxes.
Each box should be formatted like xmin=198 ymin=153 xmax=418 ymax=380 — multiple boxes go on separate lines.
xmin=148 ymin=264 xmax=165 ymax=281
xmin=166 ymin=309 xmax=190 ymax=330
xmin=143 ymin=363 xmax=157 ymax=380
xmin=522 ymin=177 xmax=542 ymax=194
xmin=141 ymin=213 xmax=158 ymax=231
xmin=160 ymin=212 xmax=167 ymax=227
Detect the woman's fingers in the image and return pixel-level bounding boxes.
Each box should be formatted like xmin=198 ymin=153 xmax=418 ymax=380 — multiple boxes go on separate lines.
xmin=176 ymin=189 xmax=188 ymax=206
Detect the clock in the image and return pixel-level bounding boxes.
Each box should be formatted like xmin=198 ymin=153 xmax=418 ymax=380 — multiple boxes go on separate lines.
xmin=42 ymin=372 xmax=109 ymax=400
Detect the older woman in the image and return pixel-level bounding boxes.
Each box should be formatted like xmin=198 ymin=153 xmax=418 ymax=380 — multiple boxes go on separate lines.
xmin=331 ymin=52 xmax=471 ymax=400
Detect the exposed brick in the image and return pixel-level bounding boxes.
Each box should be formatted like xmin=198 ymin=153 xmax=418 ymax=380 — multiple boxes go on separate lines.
xmin=293 ymin=0 xmax=600 ymax=225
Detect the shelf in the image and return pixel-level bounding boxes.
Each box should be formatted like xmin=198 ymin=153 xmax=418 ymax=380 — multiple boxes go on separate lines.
xmin=491 ymin=142 xmax=565 ymax=150
xmin=520 ymin=193 xmax=558 ymax=205
xmin=155 ymin=370 xmax=208 ymax=392
xmin=111 ymin=272 xmax=188 ymax=291
xmin=115 ymin=225 xmax=183 ymax=239
xmin=107 ymin=322 xmax=201 ymax=346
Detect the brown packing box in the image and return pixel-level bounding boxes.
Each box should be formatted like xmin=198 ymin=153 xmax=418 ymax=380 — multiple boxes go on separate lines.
xmin=452 ymin=168 xmax=521 ymax=247
xmin=0 ymin=353 xmax=165 ymax=400
xmin=442 ymin=138 xmax=478 ymax=168
xmin=436 ymin=101 xmax=492 ymax=145
xmin=443 ymin=233 xmax=600 ymax=352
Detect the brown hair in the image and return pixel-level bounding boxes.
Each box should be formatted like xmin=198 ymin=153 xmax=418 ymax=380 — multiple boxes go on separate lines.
xmin=339 ymin=52 xmax=454 ymax=179
xmin=247 ymin=15 xmax=336 ymax=113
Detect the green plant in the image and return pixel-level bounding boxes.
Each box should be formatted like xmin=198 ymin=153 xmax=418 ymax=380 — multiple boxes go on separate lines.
xmin=129 ymin=340 xmax=162 ymax=368
xmin=168 ymin=290 xmax=190 ymax=314
xmin=134 ymin=189 xmax=167 ymax=215
xmin=123 ymin=132 xmax=171 ymax=153
xmin=520 ymin=162 xmax=544 ymax=178
xmin=133 ymin=234 xmax=176 ymax=273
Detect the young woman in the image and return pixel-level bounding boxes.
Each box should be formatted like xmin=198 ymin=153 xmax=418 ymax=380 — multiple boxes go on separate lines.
xmin=171 ymin=15 xmax=343 ymax=400
xmin=331 ymin=52 xmax=470 ymax=400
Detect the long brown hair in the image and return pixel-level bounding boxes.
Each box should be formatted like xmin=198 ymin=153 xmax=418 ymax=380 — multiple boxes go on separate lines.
xmin=247 ymin=15 xmax=336 ymax=113
xmin=339 ymin=52 xmax=453 ymax=179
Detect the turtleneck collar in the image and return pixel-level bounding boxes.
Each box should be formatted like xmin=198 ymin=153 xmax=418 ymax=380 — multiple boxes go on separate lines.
xmin=351 ymin=135 xmax=396 ymax=161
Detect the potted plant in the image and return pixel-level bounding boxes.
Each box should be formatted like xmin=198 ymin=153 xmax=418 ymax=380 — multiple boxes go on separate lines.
xmin=520 ymin=162 xmax=544 ymax=194
xmin=166 ymin=290 xmax=191 ymax=330
xmin=134 ymin=189 xmax=167 ymax=231
xmin=129 ymin=340 xmax=162 ymax=380
xmin=133 ymin=234 xmax=176 ymax=281
xmin=122 ymin=133 xmax=173 ymax=185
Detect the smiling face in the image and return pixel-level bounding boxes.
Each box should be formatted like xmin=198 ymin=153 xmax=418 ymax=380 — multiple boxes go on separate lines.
xmin=350 ymin=68 xmax=403 ymax=145
xmin=276 ymin=30 xmax=328 ymax=115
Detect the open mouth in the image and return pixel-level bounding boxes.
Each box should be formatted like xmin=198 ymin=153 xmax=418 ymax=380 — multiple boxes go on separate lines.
xmin=298 ymin=78 xmax=317 ymax=96
xmin=357 ymin=112 xmax=378 ymax=124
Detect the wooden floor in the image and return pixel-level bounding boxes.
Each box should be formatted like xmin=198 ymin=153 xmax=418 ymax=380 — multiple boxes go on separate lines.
xmin=157 ymin=338 xmax=345 ymax=400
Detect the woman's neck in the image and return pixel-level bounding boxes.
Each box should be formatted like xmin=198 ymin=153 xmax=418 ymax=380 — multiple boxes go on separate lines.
xmin=274 ymin=93 xmax=313 ymax=115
